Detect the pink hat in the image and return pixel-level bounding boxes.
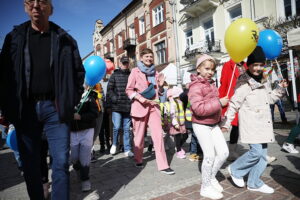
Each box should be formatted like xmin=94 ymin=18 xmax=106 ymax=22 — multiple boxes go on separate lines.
xmin=167 ymin=86 xmax=183 ymax=99
xmin=196 ymin=54 xmax=216 ymax=68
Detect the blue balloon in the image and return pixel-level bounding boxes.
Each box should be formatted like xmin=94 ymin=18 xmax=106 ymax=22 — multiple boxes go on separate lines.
xmin=6 ymin=129 xmax=18 ymax=151
xmin=83 ymin=56 xmax=107 ymax=86
xmin=257 ymin=29 xmax=283 ymax=60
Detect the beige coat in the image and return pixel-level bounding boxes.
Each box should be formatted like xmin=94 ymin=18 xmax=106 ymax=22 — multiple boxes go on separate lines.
xmin=222 ymin=73 xmax=285 ymax=144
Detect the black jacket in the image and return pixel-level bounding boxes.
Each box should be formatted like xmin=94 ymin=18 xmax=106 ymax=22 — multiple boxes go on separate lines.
xmin=107 ymin=68 xmax=131 ymax=113
xmin=70 ymin=90 xmax=99 ymax=131
xmin=0 ymin=21 xmax=85 ymax=123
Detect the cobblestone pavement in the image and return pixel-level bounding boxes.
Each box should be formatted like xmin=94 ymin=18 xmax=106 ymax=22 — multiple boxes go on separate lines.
xmin=0 ymin=110 xmax=299 ymax=200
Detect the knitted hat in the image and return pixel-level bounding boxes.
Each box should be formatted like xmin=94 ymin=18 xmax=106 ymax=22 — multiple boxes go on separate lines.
xmin=196 ymin=54 xmax=216 ymax=68
xmin=246 ymin=46 xmax=266 ymax=66
xmin=167 ymin=86 xmax=183 ymax=99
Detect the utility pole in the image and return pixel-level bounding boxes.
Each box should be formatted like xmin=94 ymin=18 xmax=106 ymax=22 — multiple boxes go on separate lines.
xmin=170 ymin=0 xmax=182 ymax=87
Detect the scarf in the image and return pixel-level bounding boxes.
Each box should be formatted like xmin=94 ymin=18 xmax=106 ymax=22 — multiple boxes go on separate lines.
xmin=246 ymin=70 xmax=263 ymax=83
xmin=137 ymin=61 xmax=156 ymax=85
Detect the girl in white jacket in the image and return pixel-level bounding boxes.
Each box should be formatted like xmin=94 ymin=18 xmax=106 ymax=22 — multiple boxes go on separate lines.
xmin=221 ymin=46 xmax=288 ymax=194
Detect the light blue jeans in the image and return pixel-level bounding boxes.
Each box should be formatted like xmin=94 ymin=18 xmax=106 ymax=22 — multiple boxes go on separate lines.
xmin=230 ymin=143 xmax=268 ymax=188
xmin=112 ymin=112 xmax=132 ymax=152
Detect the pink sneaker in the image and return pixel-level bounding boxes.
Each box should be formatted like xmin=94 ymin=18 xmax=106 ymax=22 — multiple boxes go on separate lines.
xmin=181 ymin=149 xmax=186 ymax=155
xmin=176 ymin=150 xmax=186 ymax=159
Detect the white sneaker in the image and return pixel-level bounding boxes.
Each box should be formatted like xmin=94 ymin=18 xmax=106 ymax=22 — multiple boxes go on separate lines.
xmin=228 ymin=165 xmax=245 ymax=187
xmin=247 ymin=184 xmax=274 ymax=194
xmin=211 ymin=178 xmax=224 ymax=192
xmin=81 ymin=180 xmax=91 ymax=192
xmin=200 ymin=186 xmax=223 ymax=199
xmin=266 ymin=155 xmax=277 ymax=164
xmin=282 ymin=143 xmax=299 ymax=154
xmin=110 ymin=145 xmax=117 ymax=155
xmin=124 ymin=151 xmax=134 ymax=157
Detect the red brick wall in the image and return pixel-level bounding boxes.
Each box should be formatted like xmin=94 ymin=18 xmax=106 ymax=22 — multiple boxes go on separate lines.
xmin=134 ymin=17 xmax=139 ymax=37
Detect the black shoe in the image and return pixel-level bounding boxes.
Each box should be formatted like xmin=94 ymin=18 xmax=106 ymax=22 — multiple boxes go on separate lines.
xmin=135 ymin=163 xmax=144 ymax=168
xmin=100 ymin=145 xmax=105 ymax=153
xmin=147 ymin=144 xmax=153 ymax=152
xmin=160 ymin=168 xmax=175 ymax=175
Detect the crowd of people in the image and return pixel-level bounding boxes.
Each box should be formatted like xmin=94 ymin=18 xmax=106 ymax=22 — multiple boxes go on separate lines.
xmin=0 ymin=0 xmax=299 ymax=200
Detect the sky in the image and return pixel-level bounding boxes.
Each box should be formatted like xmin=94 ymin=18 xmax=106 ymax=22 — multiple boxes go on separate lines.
xmin=0 ymin=0 xmax=132 ymax=57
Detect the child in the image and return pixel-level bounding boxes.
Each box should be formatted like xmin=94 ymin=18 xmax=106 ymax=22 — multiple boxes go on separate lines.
xmin=188 ymin=54 xmax=229 ymax=199
xmin=167 ymin=86 xmax=188 ymax=159
xmin=221 ymin=46 xmax=287 ymax=194
xmin=70 ymin=86 xmax=99 ymax=192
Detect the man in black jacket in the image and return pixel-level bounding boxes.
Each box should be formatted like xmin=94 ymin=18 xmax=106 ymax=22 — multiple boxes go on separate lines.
xmin=107 ymin=56 xmax=133 ymax=157
xmin=0 ymin=0 xmax=85 ymax=199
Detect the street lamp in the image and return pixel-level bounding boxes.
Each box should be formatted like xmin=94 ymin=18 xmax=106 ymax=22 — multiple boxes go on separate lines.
xmin=170 ymin=0 xmax=182 ymax=87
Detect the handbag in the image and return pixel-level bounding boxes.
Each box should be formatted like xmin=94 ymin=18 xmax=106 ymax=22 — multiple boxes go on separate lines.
xmin=140 ymin=83 xmax=156 ymax=99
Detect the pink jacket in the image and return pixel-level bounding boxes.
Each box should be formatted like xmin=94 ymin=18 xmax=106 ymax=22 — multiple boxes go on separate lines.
xmin=188 ymin=74 xmax=222 ymax=125
xmin=126 ymin=67 xmax=160 ymax=118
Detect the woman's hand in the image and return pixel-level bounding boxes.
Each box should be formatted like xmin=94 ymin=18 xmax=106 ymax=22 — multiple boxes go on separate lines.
xmin=145 ymin=99 xmax=159 ymax=106
xmin=157 ymin=73 xmax=165 ymax=87
xmin=279 ymin=79 xmax=288 ymax=88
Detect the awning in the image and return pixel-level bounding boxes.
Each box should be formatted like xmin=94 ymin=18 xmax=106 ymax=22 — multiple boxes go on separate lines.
xmin=287 ymin=28 xmax=300 ymax=48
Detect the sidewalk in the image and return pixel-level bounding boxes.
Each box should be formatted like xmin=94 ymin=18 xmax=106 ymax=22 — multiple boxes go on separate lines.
xmin=0 ymin=110 xmax=299 ymax=200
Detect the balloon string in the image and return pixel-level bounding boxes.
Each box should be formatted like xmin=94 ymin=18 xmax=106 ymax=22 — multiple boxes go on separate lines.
xmin=226 ymin=64 xmax=237 ymax=97
xmin=275 ymin=59 xmax=289 ymax=96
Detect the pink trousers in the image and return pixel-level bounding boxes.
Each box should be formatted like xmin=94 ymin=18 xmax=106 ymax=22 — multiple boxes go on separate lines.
xmin=132 ymin=106 xmax=169 ymax=171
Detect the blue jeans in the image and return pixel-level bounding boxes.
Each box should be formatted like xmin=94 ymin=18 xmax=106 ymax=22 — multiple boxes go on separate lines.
xmin=15 ymin=100 xmax=70 ymax=200
xmin=270 ymin=100 xmax=287 ymax=122
xmin=112 ymin=112 xmax=131 ymax=152
xmin=230 ymin=143 xmax=268 ymax=188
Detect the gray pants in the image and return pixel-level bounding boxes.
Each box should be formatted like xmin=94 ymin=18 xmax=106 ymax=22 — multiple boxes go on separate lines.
xmin=70 ymin=128 xmax=94 ymax=181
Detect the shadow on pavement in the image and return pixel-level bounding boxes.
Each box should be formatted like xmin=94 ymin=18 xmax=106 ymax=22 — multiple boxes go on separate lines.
xmin=270 ymin=157 xmax=300 ymax=198
xmin=70 ymin=152 xmax=155 ymax=200
xmin=0 ymin=150 xmax=24 ymax=191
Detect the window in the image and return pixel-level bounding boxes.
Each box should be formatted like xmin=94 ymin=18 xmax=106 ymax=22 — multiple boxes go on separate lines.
xmin=229 ymin=4 xmax=242 ymax=22
xmin=153 ymin=4 xmax=164 ymax=26
xmin=118 ymin=34 xmax=122 ymax=48
xmin=204 ymin=19 xmax=215 ymax=45
xmin=104 ymin=45 xmax=107 ymax=54
xmin=110 ymin=40 xmax=114 ymax=52
xmin=185 ymin=30 xmax=193 ymax=48
xmin=139 ymin=17 xmax=145 ymax=35
xmin=129 ymin=24 xmax=135 ymax=38
xmin=155 ymin=41 xmax=166 ymax=65
xmin=284 ymin=0 xmax=300 ymax=19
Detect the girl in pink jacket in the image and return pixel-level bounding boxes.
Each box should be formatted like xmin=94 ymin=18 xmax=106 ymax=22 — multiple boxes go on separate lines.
xmin=188 ymin=54 xmax=229 ymax=200
xmin=126 ymin=48 xmax=174 ymax=175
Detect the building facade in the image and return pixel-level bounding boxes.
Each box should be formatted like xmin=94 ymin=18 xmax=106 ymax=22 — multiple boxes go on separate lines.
xmin=177 ymin=0 xmax=299 ymax=84
xmin=93 ymin=0 xmax=178 ymax=71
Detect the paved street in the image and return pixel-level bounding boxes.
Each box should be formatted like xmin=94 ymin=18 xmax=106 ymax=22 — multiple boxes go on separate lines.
xmin=0 ymin=109 xmax=299 ymax=200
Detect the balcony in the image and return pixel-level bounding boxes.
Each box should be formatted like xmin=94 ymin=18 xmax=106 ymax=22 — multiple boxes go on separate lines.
xmin=184 ymin=40 xmax=220 ymax=59
xmin=123 ymin=38 xmax=137 ymax=50
xmin=104 ymin=52 xmax=114 ymax=59
xmin=180 ymin=0 xmax=219 ymax=17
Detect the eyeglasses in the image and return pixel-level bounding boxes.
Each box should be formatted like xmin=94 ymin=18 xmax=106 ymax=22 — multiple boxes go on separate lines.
xmin=25 ymin=0 xmax=50 ymax=6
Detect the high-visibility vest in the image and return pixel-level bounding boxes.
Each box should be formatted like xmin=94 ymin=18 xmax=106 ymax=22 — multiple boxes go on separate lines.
xmin=173 ymin=100 xmax=185 ymax=125
xmin=185 ymin=102 xmax=192 ymax=121
xmin=160 ymin=102 xmax=171 ymax=126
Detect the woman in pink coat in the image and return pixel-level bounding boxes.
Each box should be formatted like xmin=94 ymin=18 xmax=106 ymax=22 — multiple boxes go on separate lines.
xmin=188 ymin=54 xmax=229 ymax=199
xmin=126 ymin=48 xmax=174 ymax=175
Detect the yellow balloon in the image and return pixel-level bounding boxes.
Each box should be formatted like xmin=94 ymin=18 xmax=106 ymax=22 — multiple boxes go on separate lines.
xmin=225 ymin=18 xmax=259 ymax=63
